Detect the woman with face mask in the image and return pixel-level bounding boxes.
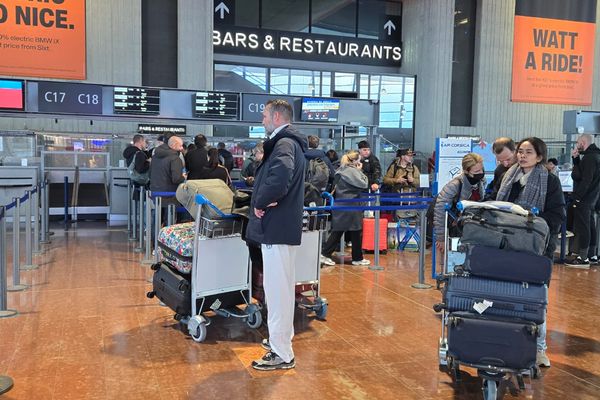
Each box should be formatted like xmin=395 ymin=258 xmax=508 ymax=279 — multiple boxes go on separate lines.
xmin=433 ymin=152 xmax=486 ymax=251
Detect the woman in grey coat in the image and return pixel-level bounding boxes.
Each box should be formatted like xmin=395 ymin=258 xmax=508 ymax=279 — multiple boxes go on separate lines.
xmin=320 ymin=150 xmax=370 ymax=266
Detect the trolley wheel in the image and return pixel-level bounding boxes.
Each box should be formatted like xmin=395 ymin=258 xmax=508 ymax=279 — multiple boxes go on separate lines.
xmin=146 ymin=291 xmax=155 ymax=299
xmin=188 ymin=315 xmax=207 ymax=343
xmin=246 ymin=309 xmax=263 ymax=329
xmin=531 ymin=366 xmax=541 ymax=379
xmin=482 ymin=379 xmax=498 ymax=400
xmin=315 ymin=298 xmax=328 ymax=320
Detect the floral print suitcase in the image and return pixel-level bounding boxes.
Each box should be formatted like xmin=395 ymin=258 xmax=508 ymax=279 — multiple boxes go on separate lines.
xmin=158 ymin=222 xmax=195 ymax=274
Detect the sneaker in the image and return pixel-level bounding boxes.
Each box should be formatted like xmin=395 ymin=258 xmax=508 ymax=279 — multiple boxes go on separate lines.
xmin=261 ymin=338 xmax=271 ymax=351
xmin=351 ymin=259 xmax=371 ymax=266
xmin=565 ymin=257 xmax=590 ymax=269
xmin=251 ymin=351 xmax=295 ymax=371
xmin=320 ymin=255 xmax=335 ymax=266
xmin=536 ymin=350 xmax=551 ymax=368
xmin=589 ymin=255 xmax=599 ymax=265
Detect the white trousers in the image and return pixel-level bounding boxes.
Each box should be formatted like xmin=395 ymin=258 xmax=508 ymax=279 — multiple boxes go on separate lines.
xmin=261 ymin=243 xmax=297 ymax=363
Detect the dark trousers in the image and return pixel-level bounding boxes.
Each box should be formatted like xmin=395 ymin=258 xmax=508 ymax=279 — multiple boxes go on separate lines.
xmin=572 ymin=203 xmax=593 ymax=258
xmin=322 ymin=230 xmax=363 ymax=261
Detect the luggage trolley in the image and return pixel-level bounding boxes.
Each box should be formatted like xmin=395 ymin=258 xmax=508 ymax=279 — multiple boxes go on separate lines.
xmin=293 ymin=209 xmax=329 ymax=319
xmin=147 ymin=194 xmax=262 ymax=343
xmin=433 ymin=204 xmax=541 ymax=400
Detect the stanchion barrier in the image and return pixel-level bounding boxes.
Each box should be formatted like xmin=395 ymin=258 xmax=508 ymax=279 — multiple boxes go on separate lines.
xmin=40 ymin=180 xmax=50 ymax=244
xmin=7 ymin=197 xmax=27 ymax=292
xmin=411 ymin=209 xmax=432 ymax=289
xmin=141 ymin=189 xmax=153 ymax=264
xmin=134 ymin=186 xmax=144 ymax=253
xmin=32 ymin=187 xmax=41 ymax=255
xmin=0 ymin=206 xmax=18 ymax=318
xmin=127 ymin=180 xmax=132 ymax=238
xmin=167 ymin=203 xmax=175 ymax=226
xmin=306 ymin=192 xmax=433 ymax=288
xmin=63 ymin=176 xmax=69 ymax=229
xmin=370 ymin=191 xmax=384 ymax=271
xmin=21 ymin=190 xmax=38 ymax=271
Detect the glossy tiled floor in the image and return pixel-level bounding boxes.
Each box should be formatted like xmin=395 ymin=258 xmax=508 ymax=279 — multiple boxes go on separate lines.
xmin=1 ymin=222 xmax=599 ymax=399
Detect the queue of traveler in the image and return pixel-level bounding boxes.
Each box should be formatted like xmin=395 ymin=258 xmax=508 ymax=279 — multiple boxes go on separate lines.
xmin=123 ymin=120 xmax=600 ymax=372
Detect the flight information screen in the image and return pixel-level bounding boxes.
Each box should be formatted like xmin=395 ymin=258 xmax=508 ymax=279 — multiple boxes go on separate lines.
xmin=0 ymin=79 xmax=24 ymax=111
xmin=194 ymin=91 xmax=239 ymax=120
xmin=114 ymin=87 xmax=160 ymax=115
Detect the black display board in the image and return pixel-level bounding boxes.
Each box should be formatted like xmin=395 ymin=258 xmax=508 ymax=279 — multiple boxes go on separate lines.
xmin=194 ymin=91 xmax=239 ymax=120
xmin=38 ymin=82 xmax=103 ymax=115
xmin=114 ymin=87 xmax=160 ymax=115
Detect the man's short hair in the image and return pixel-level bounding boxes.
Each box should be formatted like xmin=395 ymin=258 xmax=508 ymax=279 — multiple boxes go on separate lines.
xmin=194 ymin=134 xmax=207 ymax=147
xmin=132 ymin=134 xmax=145 ymax=144
xmin=217 ymin=142 xmax=226 ymax=149
xmin=308 ymin=135 xmax=320 ymax=149
xmin=492 ymin=137 xmax=516 ymax=155
xmin=357 ymin=140 xmax=370 ymax=149
xmin=266 ymin=99 xmax=293 ymax=121
xmin=548 ymin=158 xmax=558 ymax=166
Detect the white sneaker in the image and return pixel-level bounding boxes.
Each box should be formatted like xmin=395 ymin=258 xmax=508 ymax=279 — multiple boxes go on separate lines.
xmin=351 ymin=259 xmax=371 ymax=266
xmin=320 ymin=255 xmax=336 ymax=266
xmin=536 ymin=350 xmax=551 ymax=367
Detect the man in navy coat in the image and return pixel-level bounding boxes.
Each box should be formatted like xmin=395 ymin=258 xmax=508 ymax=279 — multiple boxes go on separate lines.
xmin=246 ymin=99 xmax=307 ymax=371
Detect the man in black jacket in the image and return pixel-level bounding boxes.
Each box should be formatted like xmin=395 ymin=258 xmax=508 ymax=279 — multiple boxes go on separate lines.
xmin=566 ymin=134 xmax=600 ymax=268
xmin=357 ymin=140 xmax=381 ymax=192
xmin=486 ymin=137 xmax=517 ymax=200
xmin=246 ymin=99 xmax=307 ymax=371
xmin=185 ymin=134 xmax=208 ymax=180
xmin=122 ymin=134 xmax=150 ymax=200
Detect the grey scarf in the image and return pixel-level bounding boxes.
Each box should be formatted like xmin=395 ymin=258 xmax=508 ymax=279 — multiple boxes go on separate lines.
xmin=496 ymin=163 xmax=548 ymax=212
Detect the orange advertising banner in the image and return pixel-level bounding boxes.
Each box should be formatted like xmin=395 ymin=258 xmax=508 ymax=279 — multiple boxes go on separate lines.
xmin=0 ymin=0 xmax=85 ymax=80
xmin=512 ymin=15 xmax=595 ymax=105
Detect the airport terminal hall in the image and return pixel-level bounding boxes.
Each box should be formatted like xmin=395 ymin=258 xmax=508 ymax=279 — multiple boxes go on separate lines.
xmin=1 ymin=0 xmax=600 ymax=399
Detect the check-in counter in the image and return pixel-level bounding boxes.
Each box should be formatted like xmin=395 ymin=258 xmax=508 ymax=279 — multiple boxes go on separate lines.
xmin=108 ymin=168 xmax=130 ymax=221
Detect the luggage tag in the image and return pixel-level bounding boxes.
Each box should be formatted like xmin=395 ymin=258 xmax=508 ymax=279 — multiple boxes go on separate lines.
xmin=473 ymin=299 xmax=494 ymax=314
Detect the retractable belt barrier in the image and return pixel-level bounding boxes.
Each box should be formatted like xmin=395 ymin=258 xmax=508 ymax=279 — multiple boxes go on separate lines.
xmin=0 ymin=183 xmax=46 ymax=319
xmin=307 ymin=191 xmax=434 ymax=289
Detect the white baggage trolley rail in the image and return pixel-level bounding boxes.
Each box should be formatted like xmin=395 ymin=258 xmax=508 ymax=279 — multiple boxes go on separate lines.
xmin=148 ymin=194 xmax=262 ymax=343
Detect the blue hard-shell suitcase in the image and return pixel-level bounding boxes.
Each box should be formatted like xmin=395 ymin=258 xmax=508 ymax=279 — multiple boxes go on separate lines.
xmin=442 ymin=275 xmax=547 ymax=324
xmin=447 ymin=311 xmax=538 ymax=370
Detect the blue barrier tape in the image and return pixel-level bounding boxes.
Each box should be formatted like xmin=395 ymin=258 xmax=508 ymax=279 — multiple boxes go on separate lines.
xmin=360 ymin=191 xmax=424 ymax=197
xmin=304 ymin=204 xmax=429 ymax=212
xmin=193 ymin=194 xmax=238 ymax=219
xmin=333 ymin=196 xmax=433 ymax=203
xmin=150 ymin=191 xmax=177 ymax=198
xmin=20 ymin=192 xmax=29 ymax=203
xmin=4 ymin=200 xmax=17 ymax=211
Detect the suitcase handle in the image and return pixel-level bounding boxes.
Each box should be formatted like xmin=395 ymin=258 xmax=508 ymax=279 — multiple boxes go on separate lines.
xmin=478 ymin=357 xmax=506 ymax=367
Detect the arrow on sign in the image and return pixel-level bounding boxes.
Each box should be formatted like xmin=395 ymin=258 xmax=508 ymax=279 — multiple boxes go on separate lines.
xmin=384 ymin=20 xmax=396 ymax=35
xmin=215 ymin=2 xmax=230 ymax=19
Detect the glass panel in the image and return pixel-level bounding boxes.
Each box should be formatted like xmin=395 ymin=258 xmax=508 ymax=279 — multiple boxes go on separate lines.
xmin=270 ymin=68 xmax=321 ymax=96
xmin=262 ymin=0 xmax=310 ymax=32
xmin=359 ymin=74 xmax=370 ymax=99
xmin=334 ymin=72 xmax=357 ymax=92
xmin=321 ymin=72 xmax=332 ymax=97
xmin=215 ymin=64 xmax=267 ymax=93
xmin=311 ymin=0 xmax=356 ymax=37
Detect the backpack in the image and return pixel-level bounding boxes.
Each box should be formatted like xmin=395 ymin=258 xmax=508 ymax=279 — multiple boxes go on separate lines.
xmin=127 ymin=151 xmax=150 ymax=186
xmin=306 ymin=158 xmax=329 ymax=192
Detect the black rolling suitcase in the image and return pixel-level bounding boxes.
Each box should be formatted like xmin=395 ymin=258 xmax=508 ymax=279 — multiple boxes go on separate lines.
xmin=442 ymin=275 xmax=547 ymax=324
xmin=150 ymin=263 xmax=191 ymax=316
xmin=455 ymin=245 xmax=552 ymax=284
xmin=447 ymin=312 xmax=538 ymax=370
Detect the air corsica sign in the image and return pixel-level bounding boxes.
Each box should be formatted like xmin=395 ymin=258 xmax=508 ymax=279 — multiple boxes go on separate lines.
xmin=213 ymin=26 xmax=402 ymax=67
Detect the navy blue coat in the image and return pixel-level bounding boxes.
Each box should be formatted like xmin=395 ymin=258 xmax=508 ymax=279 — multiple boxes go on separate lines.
xmin=246 ymin=126 xmax=308 ymax=245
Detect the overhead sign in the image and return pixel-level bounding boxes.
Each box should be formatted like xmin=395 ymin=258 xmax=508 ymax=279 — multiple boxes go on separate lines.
xmin=214 ymin=1 xmax=234 ymax=24
xmin=114 ymin=87 xmax=160 ymax=116
xmin=438 ymin=138 xmax=472 ymax=158
xmin=194 ymin=91 xmax=239 ymax=120
xmin=0 ymin=0 xmax=86 ymax=80
xmin=241 ymin=94 xmax=299 ymax=122
xmin=138 ymin=124 xmax=186 ymax=135
xmin=382 ymin=15 xmax=402 ymax=42
xmin=0 ymin=79 xmax=24 ymax=111
xmin=511 ymin=0 xmax=596 ymax=105
xmin=214 ymin=26 xmax=402 ymax=67
xmin=37 ymin=81 xmax=102 ymax=114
